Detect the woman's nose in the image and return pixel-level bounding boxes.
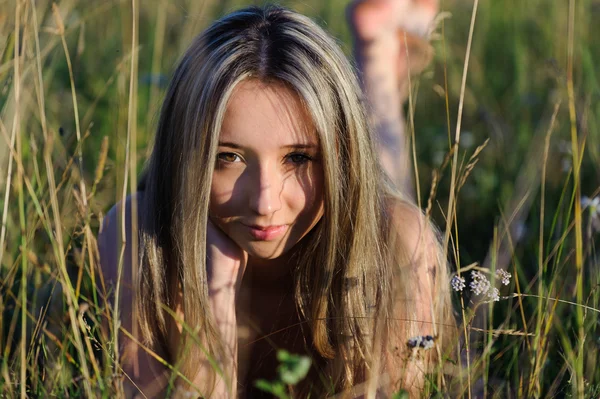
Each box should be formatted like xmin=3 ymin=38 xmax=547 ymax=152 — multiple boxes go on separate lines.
xmin=248 ymin=163 xmax=282 ymax=216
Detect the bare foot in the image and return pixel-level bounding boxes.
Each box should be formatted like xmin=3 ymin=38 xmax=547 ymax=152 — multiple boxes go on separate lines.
xmin=349 ymin=0 xmax=438 ymax=40
xmin=348 ymin=0 xmax=439 ymax=195
xmin=349 ymin=0 xmax=438 ymax=97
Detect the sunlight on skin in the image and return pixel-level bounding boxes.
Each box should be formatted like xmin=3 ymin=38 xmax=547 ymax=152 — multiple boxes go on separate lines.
xmin=99 ymin=7 xmax=444 ymax=397
xmin=206 ymin=79 xmax=327 ymax=396
xmin=350 ymin=0 xmax=438 ymax=194
xmin=209 ymin=79 xmax=325 ymax=274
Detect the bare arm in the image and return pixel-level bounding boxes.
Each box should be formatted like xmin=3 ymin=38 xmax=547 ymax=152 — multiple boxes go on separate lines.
xmin=97 ymin=193 xmax=172 ymax=398
xmin=99 ymin=190 xmax=249 ymax=398
xmin=169 ymin=219 xmax=246 ymax=398
xmin=385 ymin=200 xmax=443 ymax=396
xmin=201 ymin=219 xmax=248 ymax=397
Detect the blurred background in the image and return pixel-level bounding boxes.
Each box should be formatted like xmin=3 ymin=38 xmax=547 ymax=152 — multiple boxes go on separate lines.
xmin=1 ymin=0 xmax=599 ymax=397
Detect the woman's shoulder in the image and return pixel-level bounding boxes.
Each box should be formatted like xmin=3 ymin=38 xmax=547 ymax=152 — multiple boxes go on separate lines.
xmin=384 ymin=195 xmax=441 ymax=270
xmin=97 ymin=191 xmax=173 ymax=396
xmin=104 ymin=190 xmax=144 ymax=221
xmin=97 ymin=192 xmax=145 ymax=288
xmin=385 ymin=195 xmax=435 ymax=239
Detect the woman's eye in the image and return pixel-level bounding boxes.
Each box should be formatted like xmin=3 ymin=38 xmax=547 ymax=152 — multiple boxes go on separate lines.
xmin=286 ymin=152 xmax=312 ymax=165
xmin=217 ymin=152 xmax=241 ymax=163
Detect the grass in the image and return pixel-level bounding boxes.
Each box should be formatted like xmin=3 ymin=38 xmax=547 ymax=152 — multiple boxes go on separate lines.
xmin=1 ymin=0 xmax=599 ymax=397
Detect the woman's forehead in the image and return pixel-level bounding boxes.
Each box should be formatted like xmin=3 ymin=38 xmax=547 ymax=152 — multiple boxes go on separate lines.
xmin=219 ymin=79 xmax=319 ymax=146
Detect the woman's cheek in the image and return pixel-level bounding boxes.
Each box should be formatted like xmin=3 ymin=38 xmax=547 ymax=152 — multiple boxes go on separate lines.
xmin=302 ymin=164 xmax=324 ymax=205
xmin=209 ymin=173 xmax=239 ymax=218
xmin=291 ymin=166 xmax=324 ymax=219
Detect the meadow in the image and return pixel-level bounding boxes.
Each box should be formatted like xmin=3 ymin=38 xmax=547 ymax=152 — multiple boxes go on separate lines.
xmin=0 ymin=0 xmax=599 ymax=397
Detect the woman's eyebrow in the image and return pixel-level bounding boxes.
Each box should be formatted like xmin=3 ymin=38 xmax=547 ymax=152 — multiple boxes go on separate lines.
xmin=217 ymin=141 xmax=242 ymax=149
xmin=281 ymin=144 xmax=319 ymax=150
xmin=217 ymin=142 xmax=318 ymax=150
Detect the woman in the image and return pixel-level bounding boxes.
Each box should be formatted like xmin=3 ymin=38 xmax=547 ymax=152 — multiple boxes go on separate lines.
xmin=98 ymin=5 xmax=453 ymax=398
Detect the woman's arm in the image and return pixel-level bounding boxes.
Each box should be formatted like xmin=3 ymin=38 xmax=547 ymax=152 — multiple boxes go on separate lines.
xmin=97 ymin=194 xmax=172 ymax=398
xmin=98 ymin=195 xmax=246 ymax=398
xmin=385 ymin=200 xmax=442 ymax=396
xmin=170 ymin=219 xmax=246 ymax=398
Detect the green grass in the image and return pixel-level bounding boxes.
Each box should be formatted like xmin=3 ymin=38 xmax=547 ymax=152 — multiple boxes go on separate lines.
xmin=1 ymin=0 xmax=599 ymax=397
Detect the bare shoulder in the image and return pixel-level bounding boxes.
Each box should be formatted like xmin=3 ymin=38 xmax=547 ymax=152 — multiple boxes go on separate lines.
xmin=383 ymin=199 xmax=445 ymax=393
xmin=386 ymin=197 xmax=439 ymax=267
xmin=97 ymin=192 xmax=145 ymax=294
xmin=97 ymin=192 xmax=172 ymax=396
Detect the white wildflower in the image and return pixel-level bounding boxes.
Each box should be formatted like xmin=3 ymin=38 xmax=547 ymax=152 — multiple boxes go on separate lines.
xmin=407 ymin=335 xmax=435 ymax=350
xmin=407 ymin=336 xmax=422 ymax=348
xmin=496 ymin=269 xmax=511 ymax=286
xmin=487 ymin=287 xmax=500 ymax=302
xmin=582 ymin=196 xmax=600 ymax=213
xmin=582 ymin=196 xmax=600 ymax=233
xmin=469 ymin=270 xmax=491 ymax=296
xmin=451 ymin=275 xmax=466 ymax=292
xmin=422 ymin=336 xmax=435 ymax=350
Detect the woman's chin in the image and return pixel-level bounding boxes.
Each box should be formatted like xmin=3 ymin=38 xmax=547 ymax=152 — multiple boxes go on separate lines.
xmin=242 ymin=242 xmax=291 ymax=261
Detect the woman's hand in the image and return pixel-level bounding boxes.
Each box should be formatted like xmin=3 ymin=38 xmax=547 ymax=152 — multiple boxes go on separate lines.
xmin=179 ymin=219 xmax=247 ymax=398
xmin=206 ymin=217 xmax=248 ymax=292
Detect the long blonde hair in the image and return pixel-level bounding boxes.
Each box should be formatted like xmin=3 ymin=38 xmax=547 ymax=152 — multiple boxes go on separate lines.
xmin=138 ymin=5 xmax=453 ymax=396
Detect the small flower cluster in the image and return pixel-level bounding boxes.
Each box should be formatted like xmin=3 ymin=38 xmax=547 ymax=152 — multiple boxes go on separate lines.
xmin=407 ymin=335 xmax=435 ymax=350
xmin=451 ymin=275 xmax=466 ymax=292
xmin=487 ymin=287 xmax=500 ymax=302
xmin=470 ymin=271 xmax=491 ymax=295
xmin=582 ymin=196 xmax=600 ymax=210
xmin=496 ymin=269 xmax=511 ymax=286
xmin=451 ymin=268 xmax=512 ymax=302
xmin=582 ymin=196 xmax=600 ymax=233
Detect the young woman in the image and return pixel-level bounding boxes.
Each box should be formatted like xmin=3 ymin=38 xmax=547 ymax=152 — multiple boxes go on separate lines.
xmin=98 ymin=5 xmax=453 ymax=398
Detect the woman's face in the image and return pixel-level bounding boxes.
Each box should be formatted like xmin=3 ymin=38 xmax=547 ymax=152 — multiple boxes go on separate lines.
xmin=209 ymin=79 xmax=325 ymax=260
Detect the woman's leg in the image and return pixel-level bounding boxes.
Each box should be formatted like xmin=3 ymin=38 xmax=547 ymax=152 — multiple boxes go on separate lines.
xmin=348 ymin=0 xmax=438 ymax=196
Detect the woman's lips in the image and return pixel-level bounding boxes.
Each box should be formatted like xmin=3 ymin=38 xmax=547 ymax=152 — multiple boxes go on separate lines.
xmin=244 ymin=224 xmax=288 ymax=241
